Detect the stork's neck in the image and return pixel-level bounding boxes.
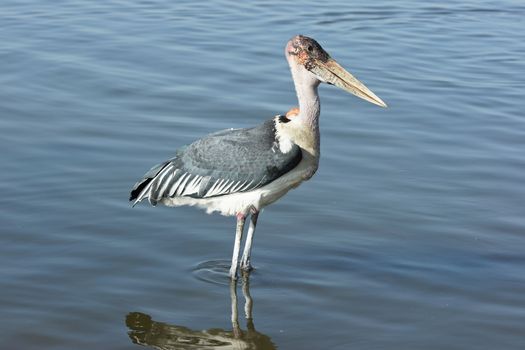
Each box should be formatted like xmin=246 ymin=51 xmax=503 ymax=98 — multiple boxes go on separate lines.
xmin=290 ymin=66 xmax=321 ymax=157
xmin=295 ymin=80 xmax=321 ymax=129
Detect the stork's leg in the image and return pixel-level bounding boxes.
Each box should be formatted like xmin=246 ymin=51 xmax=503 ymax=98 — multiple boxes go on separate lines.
xmin=230 ymin=213 xmax=246 ymax=279
xmin=240 ymin=208 xmax=259 ymax=271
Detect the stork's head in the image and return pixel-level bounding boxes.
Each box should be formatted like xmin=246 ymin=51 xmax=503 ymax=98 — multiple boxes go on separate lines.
xmin=285 ymin=35 xmax=386 ymax=108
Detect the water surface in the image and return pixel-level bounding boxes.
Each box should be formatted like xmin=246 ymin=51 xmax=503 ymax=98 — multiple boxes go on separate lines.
xmin=1 ymin=0 xmax=525 ymax=349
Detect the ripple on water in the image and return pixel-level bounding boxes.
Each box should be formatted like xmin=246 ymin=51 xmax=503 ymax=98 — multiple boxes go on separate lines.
xmin=192 ymin=260 xmax=234 ymax=286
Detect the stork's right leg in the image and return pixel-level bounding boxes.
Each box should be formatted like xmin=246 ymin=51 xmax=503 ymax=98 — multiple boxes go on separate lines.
xmin=229 ymin=213 xmax=246 ymax=279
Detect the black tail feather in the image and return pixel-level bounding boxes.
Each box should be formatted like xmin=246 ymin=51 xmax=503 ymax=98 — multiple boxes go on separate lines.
xmin=129 ymin=161 xmax=170 ymax=204
xmin=129 ymin=177 xmax=153 ymax=202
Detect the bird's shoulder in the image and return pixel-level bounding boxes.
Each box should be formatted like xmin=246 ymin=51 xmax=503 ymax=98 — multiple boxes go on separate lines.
xmin=179 ymin=118 xmax=298 ymax=166
xmin=188 ymin=119 xmax=278 ymax=151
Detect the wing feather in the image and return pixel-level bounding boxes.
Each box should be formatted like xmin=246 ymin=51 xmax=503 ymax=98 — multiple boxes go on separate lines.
xmin=130 ymin=118 xmax=302 ymax=206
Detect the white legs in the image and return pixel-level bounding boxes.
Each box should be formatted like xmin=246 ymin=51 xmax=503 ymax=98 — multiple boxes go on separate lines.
xmin=229 ymin=213 xmax=246 ymax=279
xmin=229 ymin=208 xmax=259 ymax=279
xmin=240 ymin=210 xmax=259 ymax=271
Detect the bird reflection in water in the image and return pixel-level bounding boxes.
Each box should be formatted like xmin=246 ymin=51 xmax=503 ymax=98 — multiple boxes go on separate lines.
xmin=125 ymin=273 xmax=275 ymax=349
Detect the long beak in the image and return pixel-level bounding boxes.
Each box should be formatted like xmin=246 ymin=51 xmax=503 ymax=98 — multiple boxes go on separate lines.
xmin=310 ymin=57 xmax=387 ymax=108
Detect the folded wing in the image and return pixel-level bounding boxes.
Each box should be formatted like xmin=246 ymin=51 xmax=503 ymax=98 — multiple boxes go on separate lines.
xmin=130 ymin=118 xmax=302 ymax=206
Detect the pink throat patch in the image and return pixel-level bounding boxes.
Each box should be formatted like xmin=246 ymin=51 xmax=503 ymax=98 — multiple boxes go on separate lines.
xmin=286 ymin=107 xmax=300 ymax=118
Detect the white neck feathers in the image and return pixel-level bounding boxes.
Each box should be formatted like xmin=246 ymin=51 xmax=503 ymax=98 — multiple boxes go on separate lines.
xmin=280 ymin=63 xmax=321 ymax=157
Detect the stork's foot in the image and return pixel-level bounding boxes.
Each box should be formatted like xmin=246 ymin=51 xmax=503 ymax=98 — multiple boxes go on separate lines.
xmin=240 ymin=258 xmax=253 ymax=272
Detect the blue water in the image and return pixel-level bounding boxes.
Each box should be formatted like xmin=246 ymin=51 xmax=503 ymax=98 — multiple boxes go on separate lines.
xmin=1 ymin=1 xmax=525 ymax=349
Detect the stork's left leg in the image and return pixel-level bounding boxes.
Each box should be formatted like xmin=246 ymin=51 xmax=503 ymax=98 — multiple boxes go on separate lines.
xmin=230 ymin=212 xmax=246 ymax=279
xmin=240 ymin=207 xmax=259 ymax=271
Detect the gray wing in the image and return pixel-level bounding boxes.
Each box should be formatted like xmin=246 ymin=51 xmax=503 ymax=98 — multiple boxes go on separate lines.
xmin=130 ymin=118 xmax=302 ymax=206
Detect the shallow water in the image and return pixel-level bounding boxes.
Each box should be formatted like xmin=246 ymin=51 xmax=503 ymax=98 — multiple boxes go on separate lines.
xmin=2 ymin=0 xmax=525 ymax=349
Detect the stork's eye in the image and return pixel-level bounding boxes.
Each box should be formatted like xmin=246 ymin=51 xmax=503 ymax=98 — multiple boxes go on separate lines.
xmin=307 ymin=45 xmax=313 ymax=52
